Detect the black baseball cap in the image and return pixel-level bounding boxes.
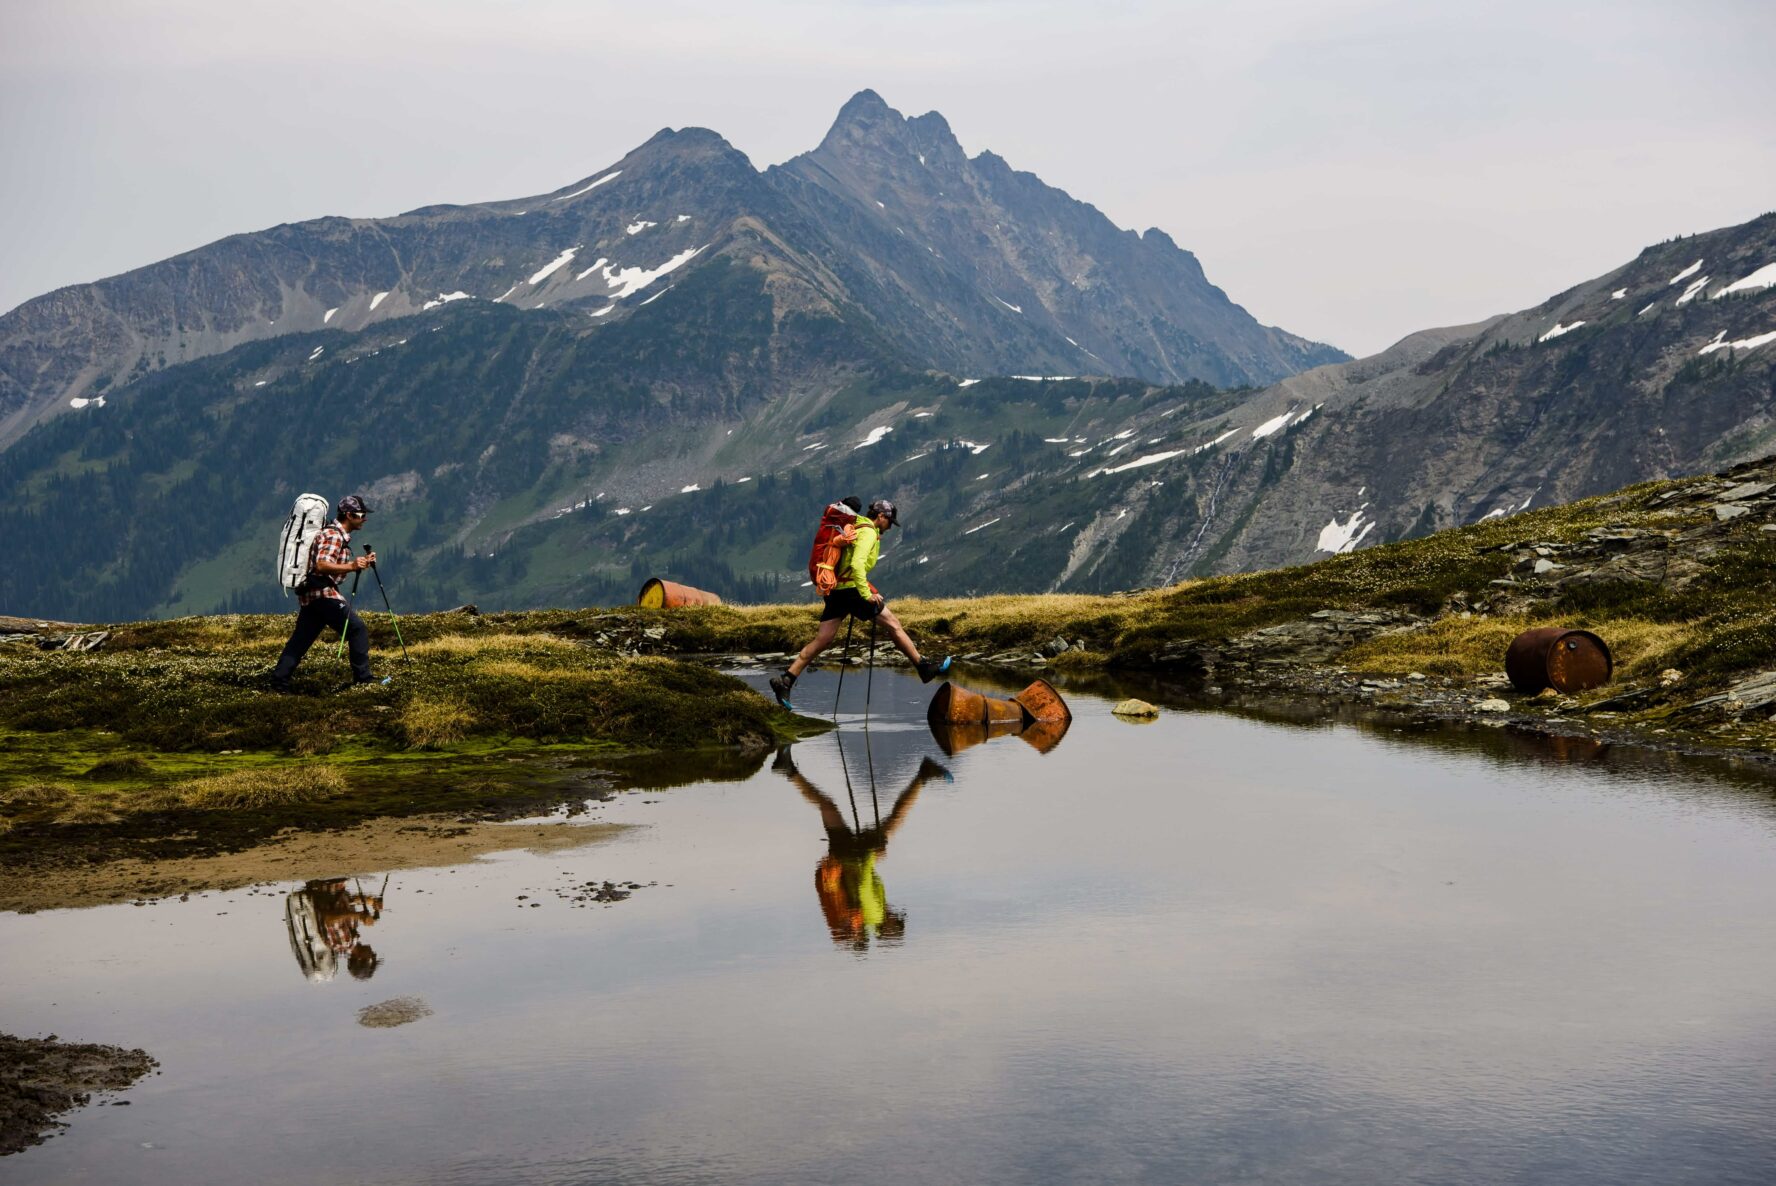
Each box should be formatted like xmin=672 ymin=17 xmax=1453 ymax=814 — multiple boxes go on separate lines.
xmin=867 ymin=499 xmax=898 ymax=525
xmin=338 ymin=495 xmax=373 ymax=517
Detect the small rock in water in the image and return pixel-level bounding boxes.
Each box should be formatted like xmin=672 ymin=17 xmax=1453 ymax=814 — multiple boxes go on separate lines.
xmin=1112 ymin=699 xmax=1159 ymax=719
xmin=357 ymin=996 xmax=433 ymax=1028
xmin=1474 ymin=698 xmax=1511 ymax=713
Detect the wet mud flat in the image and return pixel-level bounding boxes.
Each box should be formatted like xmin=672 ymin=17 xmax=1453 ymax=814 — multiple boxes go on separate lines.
xmin=0 ymin=1035 xmax=157 ymax=1156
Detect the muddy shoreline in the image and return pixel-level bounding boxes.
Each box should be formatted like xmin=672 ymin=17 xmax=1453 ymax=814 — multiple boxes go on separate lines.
xmin=0 ymin=1034 xmax=158 ymax=1156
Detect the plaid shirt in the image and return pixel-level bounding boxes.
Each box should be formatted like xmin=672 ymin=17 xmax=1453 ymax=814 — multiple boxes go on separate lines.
xmin=298 ymin=524 xmax=354 ymax=606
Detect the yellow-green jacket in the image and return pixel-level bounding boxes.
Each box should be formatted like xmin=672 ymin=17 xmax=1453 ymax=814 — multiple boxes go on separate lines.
xmin=837 ymin=519 xmax=881 ymax=595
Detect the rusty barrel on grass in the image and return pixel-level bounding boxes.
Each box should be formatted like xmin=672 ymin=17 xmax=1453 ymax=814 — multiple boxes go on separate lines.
xmin=1504 ymin=627 xmax=1612 ymax=694
xmin=636 ymin=578 xmax=722 ymax=609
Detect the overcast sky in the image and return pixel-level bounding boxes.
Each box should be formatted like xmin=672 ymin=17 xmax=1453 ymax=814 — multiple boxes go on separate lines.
xmin=2 ymin=0 xmax=1771 ymax=357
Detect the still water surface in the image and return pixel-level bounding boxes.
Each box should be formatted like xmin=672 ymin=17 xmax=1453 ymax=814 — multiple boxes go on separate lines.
xmin=4 ymin=669 xmax=1776 ymax=1185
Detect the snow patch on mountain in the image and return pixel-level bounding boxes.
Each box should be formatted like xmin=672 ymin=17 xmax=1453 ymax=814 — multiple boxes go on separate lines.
xmin=1699 ymin=329 xmax=1776 ymax=355
xmin=1714 ymin=262 xmax=1776 ymax=298
xmin=596 ymin=246 xmax=706 ymax=299
xmin=1316 ymin=508 xmax=1374 ymax=554
xmin=1251 ymin=412 xmax=1294 ymax=439
xmin=855 ymin=425 xmax=893 ymax=449
xmin=626 ymin=220 xmax=657 ymax=236
xmin=370 ymin=291 xmax=390 ymax=311
xmin=528 ymin=247 xmax=579 ymax=285
xmin=551 ymin=171 xmax=621 ymax=202
xmin=1668 ymin=259 xmax=1703 ymax=286
xmin=1539 ymin=320 xmax=1585 ymax=342
xmin=1675 ymin=277 xmax=1710 ymax=307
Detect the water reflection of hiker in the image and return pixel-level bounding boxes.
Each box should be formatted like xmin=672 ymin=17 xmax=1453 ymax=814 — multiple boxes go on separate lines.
xmin=285 ymin=877 xmax=386 ymax=982
xmin=270 ymin=495 xmax=379 ymax=692
xmin=774 ymin=746 xmax=950 ymax=951
xmin=770 ymin=498 xmax=950 ymax=707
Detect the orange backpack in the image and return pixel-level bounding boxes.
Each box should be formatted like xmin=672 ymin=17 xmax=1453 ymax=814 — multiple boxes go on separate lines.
xmin=807 ymin=501 xmax=862 ymax=595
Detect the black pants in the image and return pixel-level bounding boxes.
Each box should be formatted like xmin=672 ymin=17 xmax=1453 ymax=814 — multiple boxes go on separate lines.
xmin=273 ymin=598 xmax=371 ymax=685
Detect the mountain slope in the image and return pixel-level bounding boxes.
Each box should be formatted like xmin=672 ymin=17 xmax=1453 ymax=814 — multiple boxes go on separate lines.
xmin=0 ymin=92 xmax=1344 ymax=448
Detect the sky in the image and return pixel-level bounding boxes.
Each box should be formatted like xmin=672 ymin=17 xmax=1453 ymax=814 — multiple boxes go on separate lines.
xmin=2 ymin=0 xmax=1772 ymax=358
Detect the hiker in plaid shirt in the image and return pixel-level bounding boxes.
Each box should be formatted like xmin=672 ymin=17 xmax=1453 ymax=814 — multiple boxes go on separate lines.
xmin=270 ymin=495 xmax=379 ymax=691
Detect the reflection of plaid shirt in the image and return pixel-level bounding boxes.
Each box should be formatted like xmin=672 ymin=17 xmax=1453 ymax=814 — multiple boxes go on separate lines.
xmin=298 ymin=524 xmax=353 ymax=606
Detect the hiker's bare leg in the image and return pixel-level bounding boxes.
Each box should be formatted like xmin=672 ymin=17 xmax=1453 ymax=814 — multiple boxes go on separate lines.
xmin=874 ymin=607 xmax=921 ymax=665
xmin=788 ymin=618 xmax=844 ymax=677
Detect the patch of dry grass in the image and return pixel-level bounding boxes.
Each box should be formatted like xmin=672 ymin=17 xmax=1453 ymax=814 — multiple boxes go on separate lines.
xmin=2 ymin=782 xmax=76 ymax=807
xmin=409 ymin=632 xmax=579 ymax=657
xmin=400 ymin=697 xmax=476 ymax=749
xmin=177 ymin=765 xmax=350 ymax=810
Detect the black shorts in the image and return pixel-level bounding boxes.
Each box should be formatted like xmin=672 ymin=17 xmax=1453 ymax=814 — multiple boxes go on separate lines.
xmin=820 ymin=587 xmax=882 ymax=622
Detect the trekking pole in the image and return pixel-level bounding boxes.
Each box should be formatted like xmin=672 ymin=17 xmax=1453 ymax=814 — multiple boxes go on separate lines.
xmin=864 ymin=723 xmax=880 ymax=828
xmin=835 ymin=731 xmax=861 ymax=831
xmin=367 ymin=558 xmax=409 ymax=662
xmin=336 ymin=569 xmax=362 ymax=661
xmin=832 ymin=618 xmax=855 ymax=717
xmin=864 ymin=616 xmax=877 ymax=720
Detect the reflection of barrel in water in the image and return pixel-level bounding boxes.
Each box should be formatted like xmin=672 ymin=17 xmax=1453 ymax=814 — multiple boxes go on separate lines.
xmin=285 ymin=877 xmax=386 ymax=982
xmin=775 ymin=744 xmax=951 ymax=952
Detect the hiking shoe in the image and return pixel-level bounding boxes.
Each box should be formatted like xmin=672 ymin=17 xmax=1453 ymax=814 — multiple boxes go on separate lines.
xmin=269 ymin=680 xmax=293 ymax=695
xmin=915 ymin=655 xmax=952 ymax=683
xmin=768 ymin=672 xmax=796 ymax=708
xmin=339 ymin=676 xmax=392 ymax=692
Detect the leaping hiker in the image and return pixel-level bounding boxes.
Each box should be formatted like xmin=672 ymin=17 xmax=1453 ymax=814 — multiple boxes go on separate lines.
xmin=770 ymin=497 xmax=950 ymax=708
xmin=270 ymin=494 xmax=381 ymax=692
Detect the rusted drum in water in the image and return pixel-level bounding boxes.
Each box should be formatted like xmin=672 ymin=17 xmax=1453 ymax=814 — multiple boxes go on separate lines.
xmin=1504 ymin=627 xmax=1612 ymax=694
xmin=1012 ymin=679 xmax=1072 ymax=724
xmin=928 ymin=680 xmax=1044 ymax=726
xmin=637 ymin=578 xmax=722 ymax=608
xmin=927 ymin=681 xmax=987 ymax=725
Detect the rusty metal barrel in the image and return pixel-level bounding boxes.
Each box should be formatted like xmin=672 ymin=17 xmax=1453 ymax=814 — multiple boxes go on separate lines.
xmin=636 ymin=578 xmax=722 ymax=608
xmin=1504 ymin=627 xmax=1612 ymax=694
xmin=925 ymin=679 xmax=1072 ymax=756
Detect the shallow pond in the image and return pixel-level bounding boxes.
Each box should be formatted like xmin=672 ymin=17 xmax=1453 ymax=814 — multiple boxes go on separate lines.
xmin=4 ymin=668 xmax=1776 ymax=1184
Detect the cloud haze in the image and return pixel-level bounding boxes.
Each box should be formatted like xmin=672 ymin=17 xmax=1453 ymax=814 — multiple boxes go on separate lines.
xmin=2 ymin=0 xmax=1771 ymax=356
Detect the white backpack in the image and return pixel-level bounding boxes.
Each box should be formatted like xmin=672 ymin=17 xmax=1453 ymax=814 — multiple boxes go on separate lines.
xmin=278 ymin=493 xmax=332 ymax=594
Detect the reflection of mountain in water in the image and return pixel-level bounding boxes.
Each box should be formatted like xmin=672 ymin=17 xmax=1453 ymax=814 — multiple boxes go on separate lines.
xmin=285 ymin=877 xmax=387 ymax=982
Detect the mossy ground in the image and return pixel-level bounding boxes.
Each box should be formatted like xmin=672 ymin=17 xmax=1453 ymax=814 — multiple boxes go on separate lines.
xmin=0 ymin=620 xmax=823 ymax=860
xmin=515 ymin=470 xmax=1774 ymax=711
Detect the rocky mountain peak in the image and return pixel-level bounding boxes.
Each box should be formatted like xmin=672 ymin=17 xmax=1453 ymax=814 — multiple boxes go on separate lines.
xmin=815 ymin=89 xmax=966 ymax=172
